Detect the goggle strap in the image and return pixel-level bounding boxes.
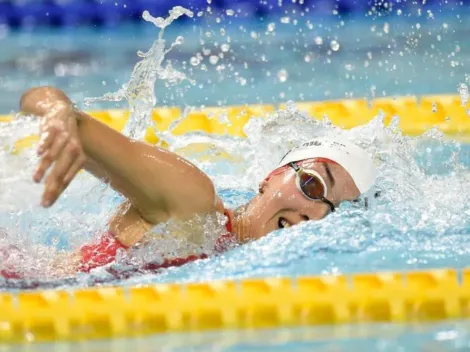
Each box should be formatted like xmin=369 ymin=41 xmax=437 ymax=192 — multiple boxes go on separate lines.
xmin=290 ymin=162 xmax=301 ymax=172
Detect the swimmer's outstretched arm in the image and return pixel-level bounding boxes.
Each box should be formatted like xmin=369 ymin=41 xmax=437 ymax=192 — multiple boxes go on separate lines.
xmin=20 ymin=86 xmax=223 ymax=245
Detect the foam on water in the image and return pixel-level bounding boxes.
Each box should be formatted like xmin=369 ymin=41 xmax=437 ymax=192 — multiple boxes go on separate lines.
xmin=1 ymin=6 xmax=470 ymax=288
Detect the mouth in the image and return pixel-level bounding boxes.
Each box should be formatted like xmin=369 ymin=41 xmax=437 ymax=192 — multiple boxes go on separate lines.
xmin=278 ymin=217 xmax=291 ymax=229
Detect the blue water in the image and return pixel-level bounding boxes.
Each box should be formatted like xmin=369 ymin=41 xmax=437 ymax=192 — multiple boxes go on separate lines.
xmin=1 ymin=4 xmax=470 ymax=351
xmin=1 ymin=8 xmax=469 ymax=112
xmin=5 ymin=321 xmax=470 ymax=351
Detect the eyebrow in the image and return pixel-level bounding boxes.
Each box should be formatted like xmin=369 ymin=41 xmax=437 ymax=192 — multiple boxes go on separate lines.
xmin=323 ymin=163 xmax=335 ymax=187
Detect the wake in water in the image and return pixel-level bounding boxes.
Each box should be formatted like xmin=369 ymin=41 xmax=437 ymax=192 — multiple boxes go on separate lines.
xmin=1 ymin=6 xmax=470 ymax=289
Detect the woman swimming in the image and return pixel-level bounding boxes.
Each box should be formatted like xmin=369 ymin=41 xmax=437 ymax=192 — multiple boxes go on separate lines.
xmin=2 ymin=86 xmax=377 ymax=278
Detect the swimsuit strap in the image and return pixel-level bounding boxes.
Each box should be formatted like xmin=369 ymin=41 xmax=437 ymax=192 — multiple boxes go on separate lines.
xmin=214 ymin=210 xmax=237 ymax=253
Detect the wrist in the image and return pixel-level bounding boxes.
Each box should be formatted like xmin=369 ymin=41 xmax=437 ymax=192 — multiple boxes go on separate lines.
xmin=20 ymin=86 xmax=73 ymax=119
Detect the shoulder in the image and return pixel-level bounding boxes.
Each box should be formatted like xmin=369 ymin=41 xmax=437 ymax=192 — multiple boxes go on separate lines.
xmin=159 ymin=169 xmax=225 ymax=219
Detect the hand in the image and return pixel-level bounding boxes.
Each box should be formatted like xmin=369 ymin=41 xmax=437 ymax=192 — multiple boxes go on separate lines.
xmin=34 ymin=108 xmax=86 ymax=207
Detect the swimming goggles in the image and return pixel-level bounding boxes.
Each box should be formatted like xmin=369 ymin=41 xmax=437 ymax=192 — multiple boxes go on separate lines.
xmin=287 ymin=161 xmax=336 ymax=213
xmin=265 ymin=158 xmax=337 ymax=213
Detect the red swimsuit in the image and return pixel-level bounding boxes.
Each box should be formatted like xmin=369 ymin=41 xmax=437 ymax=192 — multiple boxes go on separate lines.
xmin=78 ymin=210 xmax=236 ymax=273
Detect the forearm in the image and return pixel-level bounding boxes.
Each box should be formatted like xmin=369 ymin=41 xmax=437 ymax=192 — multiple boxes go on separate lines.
xmin=76 ymin=111 xmax=165 ymax=213
xmin=19 ymin=87 xmax=143 ymax=198
xmin=20 ymin=86 xmax=219 ymax=223
xmin=76 ymin=111 xmax=218 ymax=220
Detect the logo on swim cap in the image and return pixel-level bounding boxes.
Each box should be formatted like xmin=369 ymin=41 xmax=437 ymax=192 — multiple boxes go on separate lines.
xmin=278 ymin=137 xmax=377 ymax=194
xmin=280 ymin=139 xmax=350 ymax=162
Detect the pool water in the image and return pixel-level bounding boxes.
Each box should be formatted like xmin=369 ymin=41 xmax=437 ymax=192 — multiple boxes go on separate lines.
xmin=1 ymin=3 xmax=470 ymax=351
xmin=0 ymin=6 xmax=469 ymax=112
xmin=7 ymin=321 xmax=470 ymax=351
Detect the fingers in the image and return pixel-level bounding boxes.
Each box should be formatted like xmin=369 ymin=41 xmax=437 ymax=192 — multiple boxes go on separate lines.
xmin=37 ymin=121 xmax=63 ymax=155
xmin=34 ymin=130 xmax=70 ymax=183
xmin=49 ymin=157 xmax=86 ymax=206
xmin=63 ymin=154 xmax=86 ymax=186
xmin=41 ymin=140 xmax=85 ymax=207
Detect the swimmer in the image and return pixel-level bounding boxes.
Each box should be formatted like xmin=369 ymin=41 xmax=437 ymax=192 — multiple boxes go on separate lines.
xmin=3 ymin=86 xmax=377 ymax=278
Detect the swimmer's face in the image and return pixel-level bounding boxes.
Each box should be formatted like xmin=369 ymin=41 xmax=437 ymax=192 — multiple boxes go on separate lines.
xmin=241 ymin=159 xmax=360 ymax=242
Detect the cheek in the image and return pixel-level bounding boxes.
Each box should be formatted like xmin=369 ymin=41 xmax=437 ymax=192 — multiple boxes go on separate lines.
xmin=278 ymin=181 xmax=304 ymax=204
xmin=260 ymin=193 xmax=283 ymax=217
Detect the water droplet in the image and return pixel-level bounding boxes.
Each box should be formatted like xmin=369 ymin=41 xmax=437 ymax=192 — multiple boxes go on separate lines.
xmin=383 ymin=23 xmax=389 ymax=34
xmin=175 ymin=36 xmax=184 ymax=45
xmin=102 ymin=80 xmax=107 ymax=86
xmin=209 ymin=55 xmax=219 ymax=65
xmin=250 ymin=31 xmax=259 ymax=39
xmin=458 ymin=83 xmax=468 ymax=106
xmin=416 ymin=23 xmax=421 ymax=30
xmin=304 ymin=54 xmax=312 ymax=63
xmin=205 ymin=31 xmax=212 ymax=38
xmin=330 ymin=40 xmax=340 ymax=51
xmin=443 ymin=23 xmax=448 ymax=30
xmin=221 ymin=44 xmax=230 ymax=52
xmin=203 ymin=48 xmax=211 ymax=56
xmin=397 ymin=9 xmax=402 ymax=15
xmin=267 ymin=23 xmax=276 ymax=32
xmin=314 ymin=36 xmax=323 ymax=45
xmin=277 ymin=69 xmax=288 ymax=83
xmin=220 ymin=28 xmax=226 ymax=36
xmin=190 ymin=56 xmax=200 ymax=66
xmin=197 ymin=11 xmax=204 ymax=17
xmin=142 ymin=10 xmax=151 ymax=20
xmin=226 ymin=9 xmax=234 ymax=16
xmin=281 ymin=17 xmax=290 ymax=24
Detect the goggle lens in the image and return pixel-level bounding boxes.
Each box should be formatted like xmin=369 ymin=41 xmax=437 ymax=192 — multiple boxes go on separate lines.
xmin=298 ymin=171 xmax=326 ymax=200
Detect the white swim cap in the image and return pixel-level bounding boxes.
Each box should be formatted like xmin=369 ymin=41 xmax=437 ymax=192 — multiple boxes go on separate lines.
xmin=278 ymin=137 xmax=377 ymax=194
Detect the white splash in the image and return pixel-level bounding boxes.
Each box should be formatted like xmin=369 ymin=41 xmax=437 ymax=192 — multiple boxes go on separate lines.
xmin=84 ymin=6 xmax=194 ymax=140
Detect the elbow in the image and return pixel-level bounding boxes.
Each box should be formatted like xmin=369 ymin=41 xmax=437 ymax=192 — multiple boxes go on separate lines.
xmin=197 ymin=177 xmax=220 ymax=213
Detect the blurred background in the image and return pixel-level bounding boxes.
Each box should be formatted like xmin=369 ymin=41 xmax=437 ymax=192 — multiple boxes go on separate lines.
xmin=0 ymin=0 xmax=468 ymax=113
